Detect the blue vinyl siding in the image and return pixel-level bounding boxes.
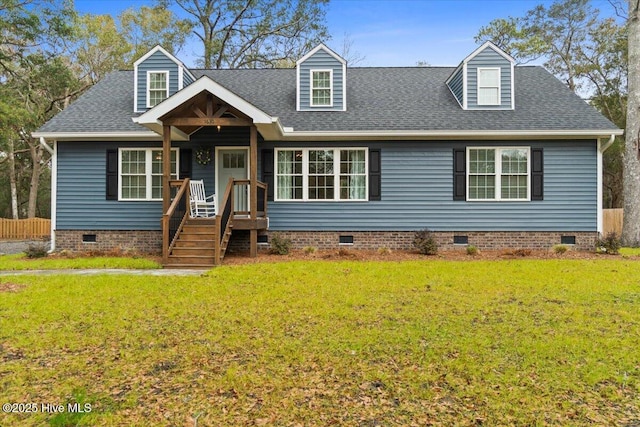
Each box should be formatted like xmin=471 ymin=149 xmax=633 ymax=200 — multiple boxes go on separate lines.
xmin=262 ymin=140 xmax=597 ymax=232
xmin=57 ymin=141 xmax=164 ymax=230
xmin=57 ymin=137 xmax=597 ymax=232
xmin=298 ymin=48 xmax=345 ymax=111
xmin=447 ymin=67 xmax=464 ymax=106
xmin=136 ymin=51 xmax=180 ymax=111
xmin=183 ymin=68 xmax=195 ymax=86
xmin=466 ymin=46 xmax=513 ymax=109
xmin=56 ymin=127 xmax=253 ymax=230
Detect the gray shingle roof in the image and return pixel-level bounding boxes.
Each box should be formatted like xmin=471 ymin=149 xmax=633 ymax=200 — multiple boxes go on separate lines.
xmin=38 ymin=71 xmax=142 ymax=133
xmin=38 ymin=66 xmax=618 ymax=134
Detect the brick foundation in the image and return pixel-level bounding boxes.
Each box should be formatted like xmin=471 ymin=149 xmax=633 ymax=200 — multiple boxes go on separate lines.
xmin=232 ymin=230 xmax=598 ymax=252
xmin=55 ymin=229 xmax=599 ymax=255
xmin=55 ymin=230 xmax=162 ymax=254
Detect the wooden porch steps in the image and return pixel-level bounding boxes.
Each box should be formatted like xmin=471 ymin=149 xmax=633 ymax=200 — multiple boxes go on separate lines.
xmin=165 ymin=218 xmax=218 ymax=268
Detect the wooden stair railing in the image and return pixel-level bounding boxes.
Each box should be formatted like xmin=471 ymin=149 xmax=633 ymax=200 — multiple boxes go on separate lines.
xmin=215 ymin=177 xmax=235 ymax=264
xmin=162 ymin=178 xmax=191 ymax=264
xmin=164 ymin=178 xmax=268 ymax=266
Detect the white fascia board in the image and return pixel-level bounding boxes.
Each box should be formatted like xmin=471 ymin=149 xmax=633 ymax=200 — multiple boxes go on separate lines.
xmin=445 ymin=63 xmax=463 ymax=85
xmin=133 ymin=65 xmax=139 ymax=113
xmin=296 ymin=65 xmax=301 ymax=111
xmin=135 ymin=122 xmax=191 ymax=141
xmin=296 ymin=43 xmax=346 ymax=67
xmin=510 ymin=62 xmax=515 ymax=109
xmin=447 ymin=84 xmax=464 ymax=108
xmin=462 ymin=64 xmax=468 ymax=109
xmin=464 ymin=41 xmax=516 ymax=65
xmin=134 ymin=45 xmax=197 ymax=82
xmin=134 ymin=76 xmax=274 ymax=126
xmin=32 ymin=131 xmax=166 ymax=141
xmin=342 ymin=62 xmax=347 ymax=111
xmin=273 ymin=129 xmax=624 ymax=142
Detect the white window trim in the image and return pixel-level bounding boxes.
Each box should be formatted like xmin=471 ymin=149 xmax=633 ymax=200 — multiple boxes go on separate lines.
xmin=118 ymin=148 xmax=179 ymax=201
xmin=310 ymin=69 xmax=333 ymax=107
xmin=466 ymin=146 xmax=530 ymax=202
xmin=477 ymin=67 xmax=501 ymax=106
xmin=146 ymin=71 xmax=170 ymax=108
xmin=274 ymin=147 xmax=368 ymax=202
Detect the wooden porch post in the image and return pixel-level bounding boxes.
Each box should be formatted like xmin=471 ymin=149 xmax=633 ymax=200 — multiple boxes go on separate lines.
xmin=162 ymin=125 xmax=171 ymax=213
xmin=249 ymin=124 xmax=258 ymax=258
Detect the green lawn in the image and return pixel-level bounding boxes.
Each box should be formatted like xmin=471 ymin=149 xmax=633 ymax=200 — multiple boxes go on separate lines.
xmin=0 ymin=259 xmax=639 ymax=426
xmin=0 ymin=254 xmax=161 ymax=270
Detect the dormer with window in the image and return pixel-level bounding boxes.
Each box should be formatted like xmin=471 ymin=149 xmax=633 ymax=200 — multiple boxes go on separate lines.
xmin=297 ymin=44 xmax=347 ymax=111
xmin=133 ymin=45 xmax=196 ymax=113
xmin=446 ymin=41 xmax=515 ymax=110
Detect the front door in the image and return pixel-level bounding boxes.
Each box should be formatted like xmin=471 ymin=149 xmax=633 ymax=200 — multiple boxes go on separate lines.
xmin=216 ymin=148 xmax=249 ymax=212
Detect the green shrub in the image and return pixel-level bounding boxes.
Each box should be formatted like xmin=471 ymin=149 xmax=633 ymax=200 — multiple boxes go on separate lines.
xmin=553 ymin=244 xmax=568 ymax=254
xmin=413 ymin=229 xmax=438 ymax=255
xmin=466 ymin=245 xmax=479 ymax=256
xmin=597 ymin=232 xmax=621 ymax=255
xmin=270 ymin=234 xmax=291 ymax=255
xmin=303 ymin=246 xmax=317 ymax=254
xmin=24 ymin=243 xmax=48 ymax=259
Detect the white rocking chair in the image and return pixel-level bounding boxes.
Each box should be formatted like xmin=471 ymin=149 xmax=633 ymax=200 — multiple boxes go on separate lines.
xmin=189 ymin=179 xmax=217 ymax=217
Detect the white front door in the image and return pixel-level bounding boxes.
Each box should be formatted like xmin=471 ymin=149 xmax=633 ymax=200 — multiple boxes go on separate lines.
xmin=216 ymin=148 xmax=249 ymax=212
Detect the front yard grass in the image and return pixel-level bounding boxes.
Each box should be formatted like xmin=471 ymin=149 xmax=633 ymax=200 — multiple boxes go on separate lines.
xmin=0 ymin=259 xmax=639 ymax=426
xmin=0 ymin=254 xmax=161 ymax=270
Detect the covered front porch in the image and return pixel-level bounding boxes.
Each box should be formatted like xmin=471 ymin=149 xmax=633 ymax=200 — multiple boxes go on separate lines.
xmin=133 ymin=77 xmax=276 ymax=267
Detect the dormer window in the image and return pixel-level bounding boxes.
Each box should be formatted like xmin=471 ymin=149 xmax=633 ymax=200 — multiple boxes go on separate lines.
xmin=446 ymin=42 xmax=514 ymax=110
xmin=147 ymin=71 xmax=169 ymax=108
xmin=311 ymin=70 xmax=332 ymax=107
xmin=477 ymin=68 xmax=500 ymax=105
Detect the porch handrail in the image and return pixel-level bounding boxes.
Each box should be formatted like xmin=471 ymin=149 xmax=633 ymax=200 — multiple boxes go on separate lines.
xmin=215 ymin=177 xmax=235 ymax=264
xmin=162 ymin=178 xmax=190 ymax=262
xmin=230 ymin=179 xmax=268 ymax=217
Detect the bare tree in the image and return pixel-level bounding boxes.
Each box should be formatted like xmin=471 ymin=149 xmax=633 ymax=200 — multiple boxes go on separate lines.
xmin=339 ymin=33 xmax=365 ymax=66
xmin=165 ymin=0 xmax=329 ymax=68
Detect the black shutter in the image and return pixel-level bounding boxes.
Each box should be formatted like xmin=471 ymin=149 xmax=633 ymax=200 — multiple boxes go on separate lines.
xmin=369 ymin=149 xmax=381 ymax=201
xmin=180 ymin=148 xmax=192 ymax=179
xmin=106 ymin=149 xmax=118 ymax=200
xmin=261 ymin=149 xmax=274 ymax=201
xmin=453 ymin=148 xmax=466 ymax=201
xmin=531 ymin=148 xmax=543 ymax=200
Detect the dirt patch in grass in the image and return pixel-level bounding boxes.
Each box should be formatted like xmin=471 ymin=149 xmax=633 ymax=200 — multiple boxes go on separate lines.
xmin=0 ymin=282 xmax=25 ymax=292
xmin=223 ymin=247 xmax=608 ymax=265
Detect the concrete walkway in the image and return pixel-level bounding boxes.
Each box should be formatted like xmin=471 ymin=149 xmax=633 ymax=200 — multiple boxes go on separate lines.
xmin=0 ymin=268 xmax=209 ymax=276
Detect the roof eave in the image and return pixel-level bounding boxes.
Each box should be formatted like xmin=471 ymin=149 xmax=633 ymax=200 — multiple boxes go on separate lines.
xmin=276 ymin=129 xmax=624 ymax=142
xmin=32 ymin=129 xmax=191 ymax=142
xmin=134 ymin=76 xmax=275 ymax=128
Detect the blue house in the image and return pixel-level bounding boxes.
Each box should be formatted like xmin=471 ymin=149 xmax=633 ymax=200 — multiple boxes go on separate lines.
xmin=34 ymin=42 xmax=622 ymax=266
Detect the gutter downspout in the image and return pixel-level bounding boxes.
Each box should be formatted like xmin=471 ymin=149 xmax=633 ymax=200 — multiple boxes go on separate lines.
xmin=597 ymin=134 xmax=617 ymax=236
xmin=39 ymin=137 xmax=54 ymax=155
xmin=40 ymin=137 xmax=56 ymax=253
xmin=601 ymin=134 xmax=616 ymax=153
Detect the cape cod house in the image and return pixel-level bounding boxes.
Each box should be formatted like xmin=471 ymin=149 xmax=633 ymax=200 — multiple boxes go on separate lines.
xmin=34 ymin=42 xmax=622 ymax=266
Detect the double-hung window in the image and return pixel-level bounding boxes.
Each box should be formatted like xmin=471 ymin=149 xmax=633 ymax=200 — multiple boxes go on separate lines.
xmin=467 ymin=147 xmax=529 ymax=201
xmin=120 ymin=148 xmax=178 ymax=201
xmin=477 ymin=68 xmax=500 ymax=105
xmin=311 ymin=70 xmax=332 ymax=107
xmin=276 ymin=148 xmax=367 ymax=201
xmin=147 ymin=71 xmax=169 ymax=107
